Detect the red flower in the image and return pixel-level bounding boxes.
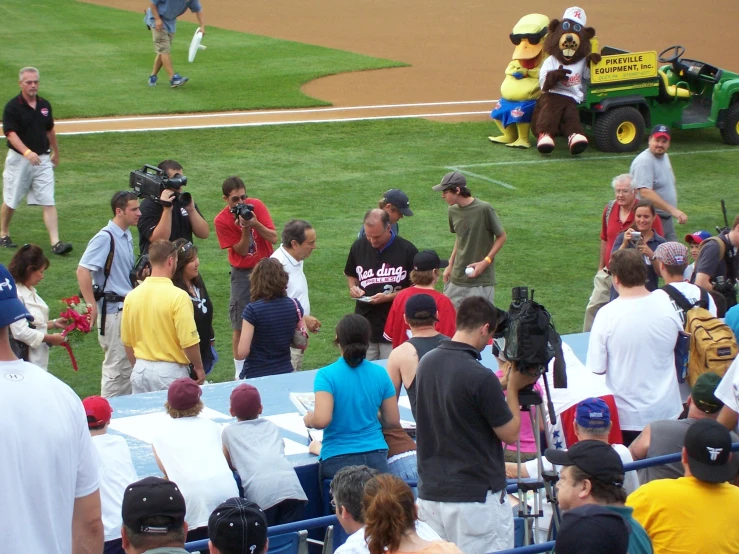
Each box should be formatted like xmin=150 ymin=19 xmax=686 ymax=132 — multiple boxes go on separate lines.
xmin=71 ymin=295 xmax=80 ymax=304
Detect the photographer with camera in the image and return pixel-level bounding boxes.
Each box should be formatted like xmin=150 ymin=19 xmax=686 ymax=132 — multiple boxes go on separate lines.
xmin=692 ymin=212 xmax=739 ymax=309
xmin=415 ymin=296 xmax=538 ymax=554
xmin=610 ymin=200 xmax=666 ymax=297
xmin=121 ymin=240 xmax=205 ymax=392
xmin=136 ymin=160 xmax=209 ymax=255
xmin=77 ymin=191 xmax=141 ymax=397
xmin=214 ymin=176 xmax=277 ymax=378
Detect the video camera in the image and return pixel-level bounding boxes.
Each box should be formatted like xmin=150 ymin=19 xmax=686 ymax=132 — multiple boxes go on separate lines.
xmin=230 ymin=202 xmax=256 ymax=222
xmin=129 ymin=164 xmax=190 ymax=208
xmin=493 ymin=286 xmax=567 ymax=388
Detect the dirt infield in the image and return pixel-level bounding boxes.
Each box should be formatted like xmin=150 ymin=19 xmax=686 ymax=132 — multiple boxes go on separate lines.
xmin=79 ymin=0 xmax=739 ymax=132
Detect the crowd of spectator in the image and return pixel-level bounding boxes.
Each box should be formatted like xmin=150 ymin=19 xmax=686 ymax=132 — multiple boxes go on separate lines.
xmin=3 ymin=69 xmax=739 ymax=553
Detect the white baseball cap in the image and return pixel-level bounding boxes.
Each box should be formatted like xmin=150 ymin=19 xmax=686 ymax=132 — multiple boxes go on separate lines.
xmin=563 ymin=6 xmax=587 ymax=26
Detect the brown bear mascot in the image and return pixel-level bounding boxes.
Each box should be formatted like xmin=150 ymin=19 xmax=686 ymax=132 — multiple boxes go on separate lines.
xmin=531 ymin=6 xmax=601 ymax=155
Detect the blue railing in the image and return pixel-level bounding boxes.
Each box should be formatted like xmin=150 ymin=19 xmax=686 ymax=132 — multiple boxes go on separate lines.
xmin=186 ymin=442 xmax=739 ymax=553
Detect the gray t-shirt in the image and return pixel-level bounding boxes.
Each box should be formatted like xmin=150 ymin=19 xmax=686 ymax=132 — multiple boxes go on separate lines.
xmin=222 ymin=419 xmax=307 ymax=510
xmin=630 ymin=149 xmax=677 ymax=217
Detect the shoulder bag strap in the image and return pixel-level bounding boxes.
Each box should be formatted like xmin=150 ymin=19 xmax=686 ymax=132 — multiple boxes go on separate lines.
xmin=662 ymin=284 xmax=694 ymax=313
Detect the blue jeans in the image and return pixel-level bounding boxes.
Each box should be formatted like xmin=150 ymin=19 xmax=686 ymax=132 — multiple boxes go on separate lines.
xmin=319 ymin=449 xmax=389 ymax=482
xmin=388 ymin=452 xmax=418 ymax=481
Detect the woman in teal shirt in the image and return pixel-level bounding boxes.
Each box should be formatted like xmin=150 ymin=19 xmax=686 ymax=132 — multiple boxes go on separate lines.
xmin=304 ymin=314 xmax=401 ymax=481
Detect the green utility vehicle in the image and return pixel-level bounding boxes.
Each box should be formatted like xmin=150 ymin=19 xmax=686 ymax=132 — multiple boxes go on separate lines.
xmin=580 ymin=45 xmax=739 ymax=152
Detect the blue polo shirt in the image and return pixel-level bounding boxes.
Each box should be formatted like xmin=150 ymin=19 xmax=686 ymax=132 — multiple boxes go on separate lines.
xmin=144 ymin=0 xmax=202 ymax=34
xmin=78 ymin=221 xmax=135 ymax=313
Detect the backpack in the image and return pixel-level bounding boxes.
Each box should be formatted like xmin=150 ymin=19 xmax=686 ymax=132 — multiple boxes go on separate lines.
xmin=662 ymin=285 xmax=738 ymax=387
xmin=503 ymin=291 xmax=567 ymax=388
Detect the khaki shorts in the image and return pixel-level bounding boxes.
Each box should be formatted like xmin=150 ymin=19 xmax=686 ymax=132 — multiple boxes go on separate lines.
xmin=444 ymin=281 xmax=495 ymax=310
xmin=152 ymin=28 xmax=174 ymax=54
xmin=3 ymin=150 xmax=55 ymax=208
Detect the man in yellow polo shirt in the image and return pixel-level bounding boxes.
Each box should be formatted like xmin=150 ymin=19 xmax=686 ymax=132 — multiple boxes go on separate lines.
xmin=626 ymin=419 xmax=739 ymax=554
xmin=121 ymin=239 xmax=205 ymax=393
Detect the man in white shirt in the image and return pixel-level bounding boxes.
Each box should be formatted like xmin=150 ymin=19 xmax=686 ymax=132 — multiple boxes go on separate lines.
xmin=586 ymin=249 xmax=683 ymax=446
xmin=83 ymin=395 xmax=138 ymax=554
xmin=331 ymin=465 xmax=440 ymax=554
xmin=271 ymin=219 xmax=320 ymax=370
xmin=717 ymin=357 xmax=739 ymax=434
xmin=0 ymin=263 xmax=103 ymax=554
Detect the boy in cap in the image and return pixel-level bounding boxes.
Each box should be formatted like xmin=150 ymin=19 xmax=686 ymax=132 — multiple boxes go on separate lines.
xmin=208 ymin=498 xmax=269 ymax=554
xmin=507 ymin=398 xmax=639 ymax=494
xmin=683 ymin=230 xmax=711 ymax=280
xmin=358 ymin=189 xmax=414 ymax=239
xmin=627 ymin=419 xmax=739 ymax=553
xmin=121 ymin=476 xmax=188 ymax=553
xmin=152 ymin=378 xmax=239 ymax=542
xmin=222 ymin=383 xmax=308 ymax=525
xmin=383 ymin=250 xmax=456 ymax=348
xmin=546 ymin=440 xmax=650 ymax=554
xmin=631 ymin=372 xmax=739 ymax=482
xmin=83 ymin=395 xmax=138 ymax=554
xmin=432 ymin=171 xmax=507 ymax=308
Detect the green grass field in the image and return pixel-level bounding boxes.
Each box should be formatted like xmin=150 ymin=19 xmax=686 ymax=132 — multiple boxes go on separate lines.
xmin=0 ymin=0 xmax=404 ymax=118
xmin=0 ymin=119 xmax=736 ymax=399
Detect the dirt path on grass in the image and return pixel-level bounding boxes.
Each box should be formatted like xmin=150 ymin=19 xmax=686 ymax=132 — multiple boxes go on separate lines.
xmin=75 ymin=0 xmax=737 ymax=133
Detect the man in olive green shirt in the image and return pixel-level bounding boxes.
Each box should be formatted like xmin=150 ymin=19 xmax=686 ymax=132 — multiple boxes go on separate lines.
xmin=432 ymin=171 xmax=507 ymax=308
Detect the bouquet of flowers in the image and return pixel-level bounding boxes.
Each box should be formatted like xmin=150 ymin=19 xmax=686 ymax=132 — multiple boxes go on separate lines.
xmin=59 ymin=295 xmax=93 ymax=371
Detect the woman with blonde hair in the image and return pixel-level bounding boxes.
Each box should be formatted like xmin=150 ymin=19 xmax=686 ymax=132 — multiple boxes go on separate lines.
xmin=363 ymin=474 xmax=462 ymax=554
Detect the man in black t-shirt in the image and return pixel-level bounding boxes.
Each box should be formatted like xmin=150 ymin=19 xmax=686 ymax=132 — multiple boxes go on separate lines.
xmin=345 ymin=208 xmax=417 ymax=360
xmin=1 ymin=67 xmax=72 ymax=254
xmin=137 ymin=159 xmax=210 ymax=254
xmin=692 ymin=213 xmax=739 ymax=307
xmin=415 ymin=296 xmax=537 ymax=554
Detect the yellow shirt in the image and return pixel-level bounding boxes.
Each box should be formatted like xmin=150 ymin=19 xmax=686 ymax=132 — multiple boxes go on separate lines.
xmin=121 ymin=277 xmax=199 ymax=364
xmin=626 ymin=475 xmax=739 ymax=554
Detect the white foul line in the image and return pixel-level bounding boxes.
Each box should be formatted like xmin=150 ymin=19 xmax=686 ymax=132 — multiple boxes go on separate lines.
xmin=27 ymin=110 xmax=492 ymax=136
xmin=37 ymin=99 xmax=498 ymax=127
xmin=446 ymin=166 xmax=515 ymax=190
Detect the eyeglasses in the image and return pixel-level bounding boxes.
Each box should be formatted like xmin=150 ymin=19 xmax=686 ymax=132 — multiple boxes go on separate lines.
xmin=179 ymin=241 xmax=193 ymax=254
xmin=230 ymin=194 xmax=247 ymax=202
xmin=561 ymin=21 xmax=582 ymax=32
xmin=509 ymin=29 xmax=548 ymax=45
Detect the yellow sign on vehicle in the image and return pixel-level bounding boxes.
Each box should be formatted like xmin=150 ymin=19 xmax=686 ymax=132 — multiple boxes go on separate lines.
xmin=591 ymin=51 xmax=658 ymax=84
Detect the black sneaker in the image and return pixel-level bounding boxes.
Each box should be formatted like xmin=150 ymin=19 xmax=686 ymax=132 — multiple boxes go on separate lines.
xmin=52 ymin=241 xmax=73 ymax=255
xmin=0 ymin=235 xmax=17 ymax=248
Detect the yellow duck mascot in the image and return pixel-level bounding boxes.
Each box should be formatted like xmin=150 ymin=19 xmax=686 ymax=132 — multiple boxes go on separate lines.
xmin=489 ymin=13 xmax=550 ymax=149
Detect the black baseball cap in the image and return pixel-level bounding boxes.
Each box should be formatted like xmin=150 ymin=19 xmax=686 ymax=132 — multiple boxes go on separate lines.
xmin=405 ymin=293 xmax=438 ymax=320
xmin=383 ymin=189 xmax=413 ymax=216
xmin=209 ymin=498 xmax=268 ymax=554
xmin=122 ymin=477 xmax=186 ymax=533
xmin=555 ymin=504 xmax=629 ymax=554
xmin=432 ymin=171 xmax=467 ymax=191
xmin=413 ymin=250 xmax=449 ymax=271
xmin=651 ymin=124 xmax=671 ymax=139
xmin=684 ymin=418 xmax=734 ymax=483
xmin=545 ymin=440 xmax=624 ymax=487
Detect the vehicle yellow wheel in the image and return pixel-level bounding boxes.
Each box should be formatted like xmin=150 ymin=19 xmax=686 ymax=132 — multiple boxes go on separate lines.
xmin=735 ymin=120 xmax=739 ymax=135
xmin=617 ymin=121 xmax=637 ymax=144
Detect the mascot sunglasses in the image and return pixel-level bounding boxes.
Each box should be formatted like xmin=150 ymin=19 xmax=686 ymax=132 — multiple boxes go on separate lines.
xmin=509 ymin=28 xmax=547 ymax=45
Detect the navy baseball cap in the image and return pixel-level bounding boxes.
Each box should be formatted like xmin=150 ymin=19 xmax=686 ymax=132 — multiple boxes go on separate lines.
xmin=413 ymin=250 xmax=449 ymax=271
xmin=555 ymin=504 xmax=629 ymax=554
xmin=383 ymin=189 xmax=413 ymax=217
xmin=0 ymin=264 xmax=32 ymax=328
xmin=651 ymin=124 xmax=671 ymax=139
xmin=405 ymin=293 xmax=438 ymax=320
xmin=209 ymin=498 xmax=268 ymax=554
xmin=575 ymin=397 xmax=611 ymax=429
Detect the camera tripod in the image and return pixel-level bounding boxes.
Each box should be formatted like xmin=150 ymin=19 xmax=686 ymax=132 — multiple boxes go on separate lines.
xmin=513 ymin=375 xmax=562 ymax=545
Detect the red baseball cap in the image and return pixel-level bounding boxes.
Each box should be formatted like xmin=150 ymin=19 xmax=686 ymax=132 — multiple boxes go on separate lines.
xmin=83 ymin=396 xmax=113 ymax=428
xmin=167 ymin=378 xmax=202 ymax=411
